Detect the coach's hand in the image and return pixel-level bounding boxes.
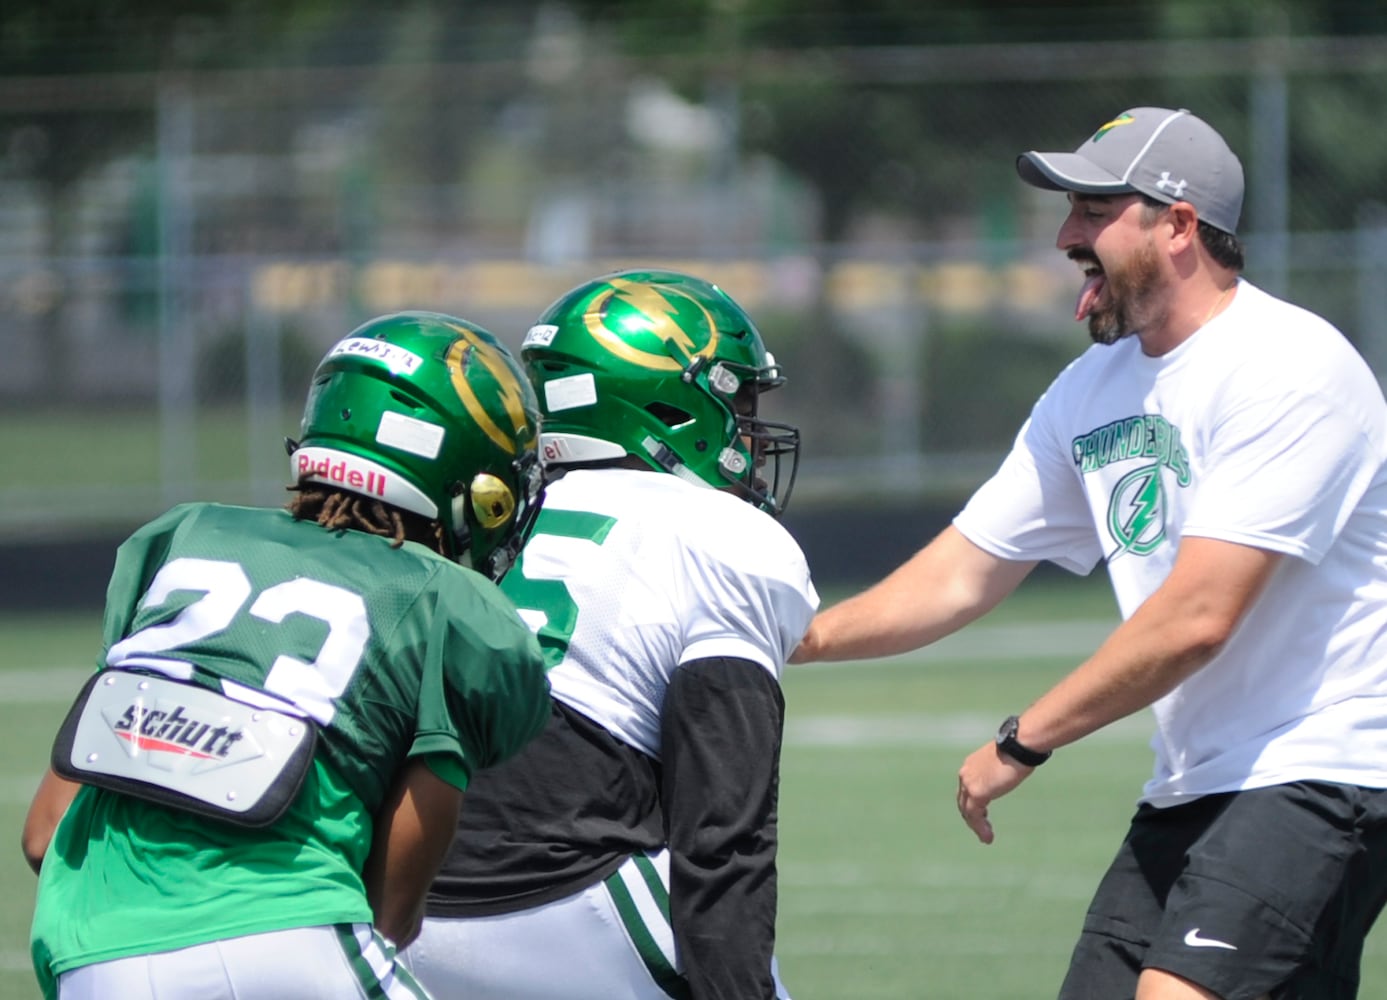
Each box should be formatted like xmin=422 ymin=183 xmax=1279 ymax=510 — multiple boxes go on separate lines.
xmin=956 ymin=744 xmax=1033 ymax=844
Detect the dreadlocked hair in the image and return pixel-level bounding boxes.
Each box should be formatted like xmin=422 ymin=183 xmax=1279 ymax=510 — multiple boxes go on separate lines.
xmin=287 ymin=483 xmax=449 ymax=556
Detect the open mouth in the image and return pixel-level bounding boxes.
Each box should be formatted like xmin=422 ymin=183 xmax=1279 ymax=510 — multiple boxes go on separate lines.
xmin=1072 ymin=254 xmax=1106 ymax=322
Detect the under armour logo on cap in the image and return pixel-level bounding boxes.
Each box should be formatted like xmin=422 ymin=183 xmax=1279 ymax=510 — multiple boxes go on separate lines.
xmin=1155 ymin=172 xmax=1188 ymax=198
xmin=1015 ymin=107 xmax=1244 ymax=235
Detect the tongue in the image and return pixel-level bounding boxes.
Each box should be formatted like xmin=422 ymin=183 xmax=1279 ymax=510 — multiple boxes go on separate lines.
xmin=1075 ymin=273 xmax=1106 ymax=321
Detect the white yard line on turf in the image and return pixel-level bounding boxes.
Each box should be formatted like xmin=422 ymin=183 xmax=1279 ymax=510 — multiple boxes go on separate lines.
xmin=0 ymin=950 xmax=32 ymax=973
xmin=794 ymin=618 xmax=1116 ymax=670
xmin=785 ymin=711 xmax=1150 ymax=748
xmin=1 ymin=619 xmax=1119 ymax=702
xmin=1 ymin=621 xmax=1135 ymax=754
xmin=0 ymin=667 xmax=91 ymax=703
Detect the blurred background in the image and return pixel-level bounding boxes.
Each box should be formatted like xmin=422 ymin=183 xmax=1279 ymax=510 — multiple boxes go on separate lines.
xmin=6 ymin=6 xmax=1387 ymax=996
xmin=4 ymin=0 xmax=1387 ymax=602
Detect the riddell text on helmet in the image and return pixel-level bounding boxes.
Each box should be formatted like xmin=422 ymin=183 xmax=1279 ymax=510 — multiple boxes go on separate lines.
xmin=297 ymin=453 xmax=389 ymax=497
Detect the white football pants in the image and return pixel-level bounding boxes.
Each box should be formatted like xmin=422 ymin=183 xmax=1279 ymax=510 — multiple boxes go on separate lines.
xmin=400 ymin=849 xmax=792 ymax=1000
xmin=57 ymin=923 xmax=428 ymax=999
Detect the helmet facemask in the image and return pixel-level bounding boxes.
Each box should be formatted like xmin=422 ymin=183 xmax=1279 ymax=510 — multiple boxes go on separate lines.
xmin=674 ymin=351 xmax=800 ymax=516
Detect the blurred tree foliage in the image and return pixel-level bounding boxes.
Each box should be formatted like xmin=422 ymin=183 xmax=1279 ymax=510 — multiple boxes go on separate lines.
xmin=3 ymin=0 xmax=1386 ymax=416
xmin=919 ymin=320 xmax=1074 ymax=452
xmin=555 ymin=0 xmax=1387 ymax=239
xmin=0 ymin=0 xmax=529 ymax=400
xmin=2 ymin=0 xmax=341 ymax=400
xmin=563 ymin=0 xmax=1387 ymax=46
xmin=5 ymin=0 xmax=1385 ymax=249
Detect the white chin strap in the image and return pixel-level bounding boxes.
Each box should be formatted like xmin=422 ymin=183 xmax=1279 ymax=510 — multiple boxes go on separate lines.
xmin=639 ymin=435 xmax=713 ymax=490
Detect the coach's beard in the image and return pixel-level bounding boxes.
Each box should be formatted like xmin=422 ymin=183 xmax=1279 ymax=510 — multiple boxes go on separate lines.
xmin=1083 ymin=243 xmax=1165 ymax=346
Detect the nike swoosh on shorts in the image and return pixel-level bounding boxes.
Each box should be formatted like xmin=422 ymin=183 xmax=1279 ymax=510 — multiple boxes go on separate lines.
xmin=1183 ymin=928 xmax=1238 ymax=951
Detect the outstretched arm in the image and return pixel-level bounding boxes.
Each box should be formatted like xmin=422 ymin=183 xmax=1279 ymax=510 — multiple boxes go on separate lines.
xmin=364 ymin=758 xmax=465 ymax=948
xmin=792 ymin=525 xmax=1038 ymax=663
xmin=22 ymin=769 xmax=81 ymax=874
xmin=957 ymin=536 xmax=1283 ymax=843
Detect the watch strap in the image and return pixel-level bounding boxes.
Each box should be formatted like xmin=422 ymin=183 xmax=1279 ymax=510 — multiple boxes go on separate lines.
xmin=996 ymin=714 xmax=1051 ymax=767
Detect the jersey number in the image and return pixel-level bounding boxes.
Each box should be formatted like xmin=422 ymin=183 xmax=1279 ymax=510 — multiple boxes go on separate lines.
xmin=105 ymin=556 xmax=368 ymax=725
xmin=503 ymin=510 xmax=617 ymax=669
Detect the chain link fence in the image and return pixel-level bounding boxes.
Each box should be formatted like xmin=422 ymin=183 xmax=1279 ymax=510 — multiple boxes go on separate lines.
xmin=3 ymin=32 xmax=1386 ymax=539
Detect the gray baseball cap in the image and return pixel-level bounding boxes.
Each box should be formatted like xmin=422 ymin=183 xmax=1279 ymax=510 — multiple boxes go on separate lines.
xmin=1016 ymin=107 xmax=1244 ymax=235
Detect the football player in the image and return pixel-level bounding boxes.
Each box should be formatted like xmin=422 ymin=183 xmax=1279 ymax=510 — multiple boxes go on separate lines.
xmin=399 ymin=269 xmax=819 ymax=999
xmin=24 ymin=311 xmax=550 ymax=1000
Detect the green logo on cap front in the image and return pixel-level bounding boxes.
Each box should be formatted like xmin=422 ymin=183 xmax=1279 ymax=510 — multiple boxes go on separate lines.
xmin=1091 ymin=113 xmax=1136 ymax=142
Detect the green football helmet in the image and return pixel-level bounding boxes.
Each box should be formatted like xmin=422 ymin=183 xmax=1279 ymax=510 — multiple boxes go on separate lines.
xmin=521 ymin=268 xmax=799 ymax=515
xmin=292 ymin=311 xmax=544 ymax=579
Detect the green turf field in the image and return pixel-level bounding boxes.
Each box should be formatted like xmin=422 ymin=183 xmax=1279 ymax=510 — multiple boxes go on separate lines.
xmin=3 ymin=575 xmax=1386 ymax=999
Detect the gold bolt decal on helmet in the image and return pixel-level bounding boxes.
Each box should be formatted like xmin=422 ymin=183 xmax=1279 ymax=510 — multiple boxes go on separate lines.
xmin=444 ymin=323 xmax=534 ymax=456
xmin=584 ymin=277 xmax=720 ymax=370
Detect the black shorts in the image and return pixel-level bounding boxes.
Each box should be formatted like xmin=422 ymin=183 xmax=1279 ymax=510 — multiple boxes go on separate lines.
xmin=1058 ymin=781 xmax=1387 ymax=1000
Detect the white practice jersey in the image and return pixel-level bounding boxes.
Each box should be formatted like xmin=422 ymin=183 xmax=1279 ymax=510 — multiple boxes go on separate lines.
xmin=505 ymin=467 xmax=819 ymax=759
xmin=955 ymin=279 xmax=1387 ymax=805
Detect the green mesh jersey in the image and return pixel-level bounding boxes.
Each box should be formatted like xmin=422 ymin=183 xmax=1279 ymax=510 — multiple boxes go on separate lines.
xmin=31 ymin=502 xmax=548 ymax=998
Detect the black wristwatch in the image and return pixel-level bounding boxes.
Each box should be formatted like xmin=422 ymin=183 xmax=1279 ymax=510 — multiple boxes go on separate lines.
xmin=996 ymin=715 xmax=1051 ymax=767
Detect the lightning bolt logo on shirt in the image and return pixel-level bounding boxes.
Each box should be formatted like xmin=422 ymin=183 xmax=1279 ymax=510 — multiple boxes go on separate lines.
xmin=444 ymin=324 xmax=536 ymax=456
xmin=1107 ymin=464 xmax=1167 ymax=559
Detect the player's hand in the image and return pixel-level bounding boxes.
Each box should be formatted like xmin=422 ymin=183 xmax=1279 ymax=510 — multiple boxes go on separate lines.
xmin=956 ymin=743 xmax=1033 ymax=845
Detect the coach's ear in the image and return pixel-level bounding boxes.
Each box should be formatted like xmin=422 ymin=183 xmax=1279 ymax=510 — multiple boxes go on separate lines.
xmin=1163 ymin=200 xmax=1201 ymax=256
xmin=22 ymin=768 xmax=82 ymax=874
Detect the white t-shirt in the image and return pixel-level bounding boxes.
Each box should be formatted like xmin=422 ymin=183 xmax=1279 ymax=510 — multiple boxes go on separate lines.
xmin=955 ymin=279 xmax=1387 ymax=805
xmin=505 ymin=467 xmax=819 ymax=759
